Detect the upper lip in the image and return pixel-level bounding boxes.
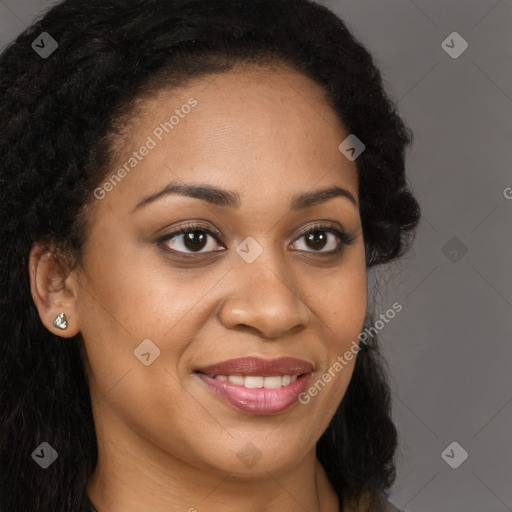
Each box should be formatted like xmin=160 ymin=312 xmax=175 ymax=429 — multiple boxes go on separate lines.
xmin=195 ymin=357 xmax=314 ymax=377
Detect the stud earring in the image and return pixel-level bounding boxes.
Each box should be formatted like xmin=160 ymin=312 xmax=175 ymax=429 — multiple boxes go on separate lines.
xmin=53 ymin=313 xmax=68 ymax=330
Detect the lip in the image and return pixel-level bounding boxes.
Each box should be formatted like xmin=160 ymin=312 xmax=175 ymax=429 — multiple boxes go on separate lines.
xmin=194 ymin=357 xmax=314 ymax=415
xmin=195 ymin=356 xmax=314 ymax=377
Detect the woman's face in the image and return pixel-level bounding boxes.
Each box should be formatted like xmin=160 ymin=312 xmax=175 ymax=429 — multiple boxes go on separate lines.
xmin=75 ymin=64 xmax=367 ymax=476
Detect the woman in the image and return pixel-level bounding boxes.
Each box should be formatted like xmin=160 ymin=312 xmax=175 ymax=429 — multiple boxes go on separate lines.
xmin=0 ymin=0 xmax=421 ymax=510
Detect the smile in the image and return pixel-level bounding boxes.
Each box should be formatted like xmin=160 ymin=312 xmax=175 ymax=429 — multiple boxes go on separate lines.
xmin=195 ymin=357 xmax=314 ymax=415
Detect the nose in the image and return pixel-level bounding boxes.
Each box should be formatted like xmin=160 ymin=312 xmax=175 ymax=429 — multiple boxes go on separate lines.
xmin=217 ymin=252 xmax=312 ymax=339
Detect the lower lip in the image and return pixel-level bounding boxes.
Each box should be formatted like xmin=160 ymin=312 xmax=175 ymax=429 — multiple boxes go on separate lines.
xmin=196 ymin=373 xmax=311 ymax=415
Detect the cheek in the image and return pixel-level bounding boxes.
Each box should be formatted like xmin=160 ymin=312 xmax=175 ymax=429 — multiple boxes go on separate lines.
xmin=76 ymin=230 xmax=211 ymax=336
xmin=336 ymin=248 xmax=368 ymax=331
xmin=75 ymin=236 xmax=231 ymax=393
xmin=329 ymin=282 xmax=367 ymax=386
xmin=303 ymin=256 xmax=367 ymax=405
xmin=310 ymin=254 xmax=368 ymax=348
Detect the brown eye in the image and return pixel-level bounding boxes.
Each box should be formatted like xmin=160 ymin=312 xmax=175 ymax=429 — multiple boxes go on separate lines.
xmin=159 ymin=225 xmax=225 ymax=254
xmin=290 ymin=224 xmax=355 ymax=254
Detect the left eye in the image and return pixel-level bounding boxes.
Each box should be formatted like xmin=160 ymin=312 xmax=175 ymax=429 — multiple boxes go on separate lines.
xmin=159 ymin=224 xmax=351 ymax=254
xmin=290 ymin=228 xmax=342 ymax=253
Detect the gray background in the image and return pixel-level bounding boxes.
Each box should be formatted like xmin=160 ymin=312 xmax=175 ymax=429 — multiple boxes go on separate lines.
xmin=1 ymin=1 xmax=511 ymax=511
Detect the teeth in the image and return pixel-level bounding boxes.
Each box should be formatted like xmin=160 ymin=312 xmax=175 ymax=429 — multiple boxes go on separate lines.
xmin=262 ymin=376 xmax=282 ymax=389
xmin=214 ymin=374 xmax=299 ymax=388
xmin=227 ymin=375 xmax=244 ymax=386
xmin=245 ymin=376 xmax=264 ymax=388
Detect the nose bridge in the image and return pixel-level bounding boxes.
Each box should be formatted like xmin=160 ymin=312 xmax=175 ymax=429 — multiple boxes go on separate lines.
xmin=218 ymin=236 xmax=311 ymax=338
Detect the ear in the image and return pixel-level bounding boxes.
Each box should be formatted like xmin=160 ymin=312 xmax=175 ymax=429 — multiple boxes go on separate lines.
xmin=28 ymin=242 xmax=81 ymax=338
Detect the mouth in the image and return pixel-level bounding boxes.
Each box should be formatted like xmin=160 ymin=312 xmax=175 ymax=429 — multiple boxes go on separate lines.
xmin=194 ymin=357 xmax=314 ymax=415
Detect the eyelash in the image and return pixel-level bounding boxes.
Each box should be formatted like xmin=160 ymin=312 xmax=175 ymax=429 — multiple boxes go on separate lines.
xmin=157 ymin=222 xmax=356 ymax=256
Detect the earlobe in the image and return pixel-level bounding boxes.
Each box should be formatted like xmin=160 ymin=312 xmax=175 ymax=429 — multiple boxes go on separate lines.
xmin=28 ymin=242 xmax=81 ymax=338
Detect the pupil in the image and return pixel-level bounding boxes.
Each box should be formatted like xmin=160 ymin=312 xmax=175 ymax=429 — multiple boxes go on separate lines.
xmin=307 ymin=231 xmax=326 ymax=250
xmin=185 ymin=231 xmax=207 ymax=251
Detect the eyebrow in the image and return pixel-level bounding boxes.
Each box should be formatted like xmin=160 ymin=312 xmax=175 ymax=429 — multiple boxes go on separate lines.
xmin=132 ymin=182 xmax=358 ymax=212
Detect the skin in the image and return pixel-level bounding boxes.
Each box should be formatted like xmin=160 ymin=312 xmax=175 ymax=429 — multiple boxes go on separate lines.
xmin=29 ymin=64 xmax=368 ymax=512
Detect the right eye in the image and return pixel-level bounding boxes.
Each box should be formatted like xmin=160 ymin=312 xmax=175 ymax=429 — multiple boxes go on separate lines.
xmin=158 ymin=224 xmax=226 ymax=254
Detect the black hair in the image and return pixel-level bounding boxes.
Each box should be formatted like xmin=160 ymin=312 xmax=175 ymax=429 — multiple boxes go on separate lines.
xmin=0 ymin=1 xmax=421 ymax=510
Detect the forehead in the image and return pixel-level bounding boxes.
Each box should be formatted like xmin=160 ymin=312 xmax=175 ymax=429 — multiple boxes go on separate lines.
xmin=119 ymin=62 xmax=348 ymax=156
xmin=91 ymin=63 xmax=358 ymax=218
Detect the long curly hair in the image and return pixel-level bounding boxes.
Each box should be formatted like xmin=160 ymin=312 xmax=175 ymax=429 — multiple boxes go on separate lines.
xmin=0 ymin=1 xmax=421 ymax=510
